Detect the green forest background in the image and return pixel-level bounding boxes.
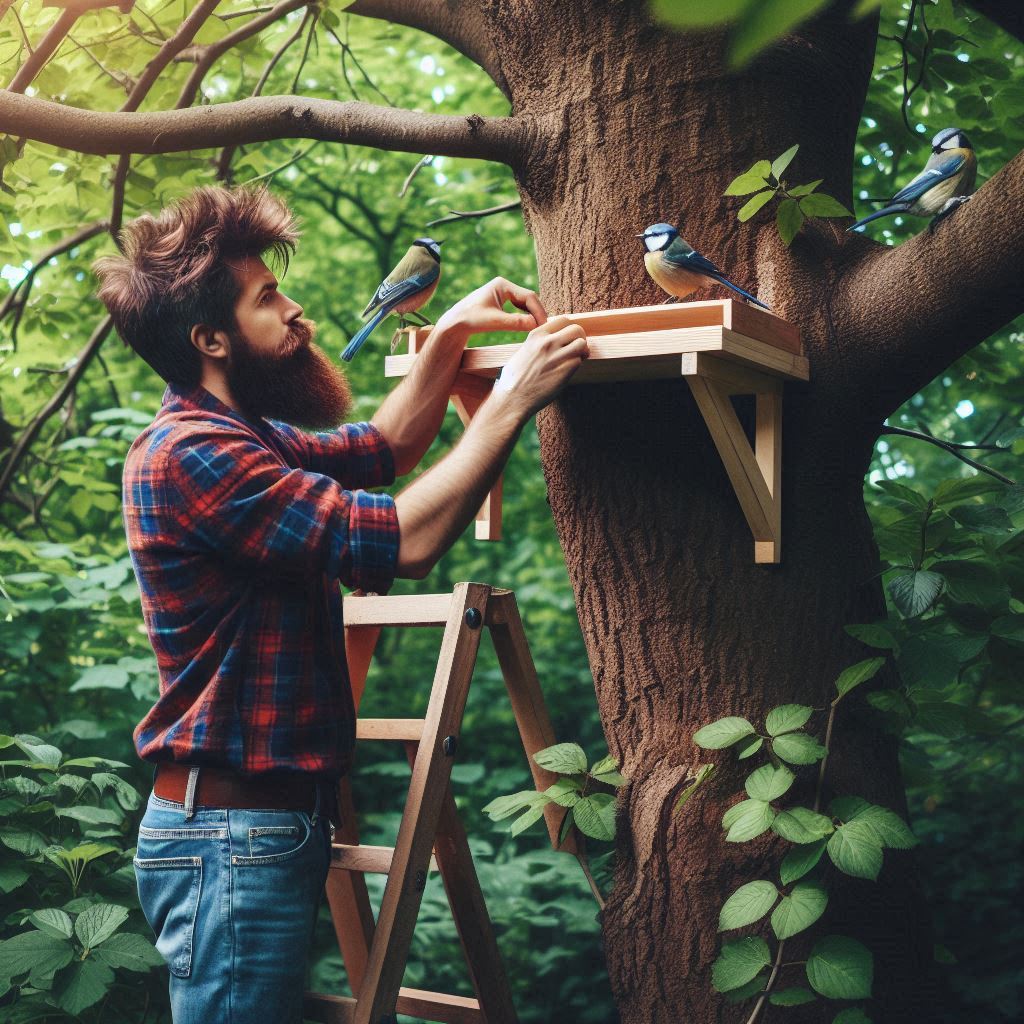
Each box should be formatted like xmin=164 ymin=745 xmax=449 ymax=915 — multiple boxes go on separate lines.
xmin=1 ymin=1 xmax=1022 ymax=1021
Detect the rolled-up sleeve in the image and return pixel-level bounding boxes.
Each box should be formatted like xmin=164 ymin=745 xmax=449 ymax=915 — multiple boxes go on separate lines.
xmin=273 ymin=420 xmax=396 ymax=490
xmin=166 ymin=426 xmax=399 ymax=593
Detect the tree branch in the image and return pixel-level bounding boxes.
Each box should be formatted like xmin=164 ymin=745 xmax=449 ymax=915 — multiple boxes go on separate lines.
xmin=880 ymin=427 xmax=1016 ymax=485
xmin=0 ymin=91 xmax=532 ymax=166
xmin=840 ymin=148 xmax=1024 ymax=422
xmin=347 ymin=0 xmax=509 ymax=98
xmin=426 ymin=199 xmax=521 ymax=227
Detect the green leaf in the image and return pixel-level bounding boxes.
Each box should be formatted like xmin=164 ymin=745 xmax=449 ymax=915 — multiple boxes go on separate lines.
xmin=773 ymin=807 xmax=834 ymax=844
xmin=589 ymin=754 xmax=618 ymax=776
xmin=776 ymin=196 xmax=805 ymax=245
xmin=572 ymin=793 xmax=616 ymax=841
xmin=772 ymin=732 xmax=827 ymax=765
xmin=712 ymin=936 xmax=772 ymax=993
xmin=543 ymin=777 xmax=583 ymax=807
xmin=718 ymin=880 xmax=779 ymax=931
xmin=0 ymin=863 xmax=30 ymax=894
xmin=771 ymin=880 xmax=828 ymax=939
xmin=482 ymin=791 xmax=544 ymax=821
xmin=724 ymin=161 xmax=772 ymax=196
xmin=771 ymin=144 xmax=800 ymax=180
xmin=844 ymin=623 xmax=896 ymax=650
xmin=724 ymin=973 xmax=767 ymax=1003
xmin=931 ymin=560 xmax=1009 ymax=609
xmin=75 ymin=903 xmax=129 ymax=949
xmin=728 ymin=0 xmax=831 ymax=66
xmin=738 ymin=190 xmax=775 ymax=222
xmin=510 ymin=802 xmax=547 ymax=837
xmin=29 ymin=909 xmax=73 ymax=940
xmin=788 ymin=179 xmax=823 ymax=197
xmin=887 ymin=570 xmax=944 ymax=618
xmin=693 ymin=717 xmax=755 ymax=749
xmin=69 ymin=666 xmax=130 ymax=692
xmin=13 ymin=734 xmax=61 ymax=768
xmin=799 ymin=192 xmax=853 ymax=218
xmin=770 ymin=987 xmax=817 ymax=1005
xmin=933 ymin=475 xmax=1007 ymax=507
xmin=725 ymin=799 xmax=776 ymax=842
xmin=0 ymin=929 xmax=73 ymax=980
xmin=735 ymin=735 xmax=764 ymax=759
xmin=780 ymin=838 xmax=827 ymax=884
xmin=745 ymin=764 xmax=795 ymax=801
xmin=650 ymin=0 xmax=751 ymax=29
xmin=835 ymin=657 xmax=885 ymax=698
xmin=53 ymin=958 xmax=114 ymax=1016
xmin=806 ymin=935 xmax=873 ymax=999
xmin=830 ymin=799 xmax=917 ymax=849
xmin=55 ymin=805 xmax=123 ymax=826
xmin=833 ymin=1009 xmax=872 ymax=1024
xmin=91 ymin=932 xmax=163 ymax=972
xmin=0 ymin=826 xmax=48 ymax=856
xmin=533 ymin=742 xmax=587 ymax=775
xmin=827 ymin=821 xmax=884 ymax=880
xmin=91 ymin=772 xmax=142 ymax=810
xmin=765 ymin=705 xmax=813 ymax=736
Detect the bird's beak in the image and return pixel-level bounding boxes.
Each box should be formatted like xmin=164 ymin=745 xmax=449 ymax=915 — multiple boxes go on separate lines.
xmin=436 ymin=240 xmax=445 ymax=245
xmin=634 ymin=233 xmax=646 ymax=238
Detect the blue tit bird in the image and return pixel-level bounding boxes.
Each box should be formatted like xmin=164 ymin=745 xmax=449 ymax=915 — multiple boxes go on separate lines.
xmin=848 ymin=127 xmax=976 ymax=234
xmin=637 ymin=223 xmax=770 ymax=311
xmin=341 ymin=237 xmax=443 ymax=361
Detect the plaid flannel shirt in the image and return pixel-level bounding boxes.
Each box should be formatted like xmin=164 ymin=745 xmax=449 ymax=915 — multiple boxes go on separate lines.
xmin=123 ymin=382 xmax=400 ymax=776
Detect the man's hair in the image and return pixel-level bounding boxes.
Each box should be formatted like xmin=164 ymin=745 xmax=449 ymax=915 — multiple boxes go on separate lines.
xmin=92 ymin=185 xmax=299 ymax=386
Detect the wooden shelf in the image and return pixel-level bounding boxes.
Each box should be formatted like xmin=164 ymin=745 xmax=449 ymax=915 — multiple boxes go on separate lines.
xmin=385 ymin=301 xmax=807 ymax=563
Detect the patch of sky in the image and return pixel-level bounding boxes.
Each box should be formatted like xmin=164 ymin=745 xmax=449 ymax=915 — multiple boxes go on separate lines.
xmin=955 ymin=400 xmax=975 ymax=418
xmin=957 ymin=52 xmax=969 ymax=62
xmin=861 ymin=155 xmax=873 ymax=165
xmin=432 ymin=86 xmax=445 ymax=103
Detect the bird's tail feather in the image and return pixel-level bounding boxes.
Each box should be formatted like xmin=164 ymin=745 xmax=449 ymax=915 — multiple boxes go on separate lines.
xmin=711 ymin=273 xmax=771 ymax=312
xmin=341 ymin=307 xmax=389 ymax=362
xmin=848 ymin=204 xmax=905 ymax=231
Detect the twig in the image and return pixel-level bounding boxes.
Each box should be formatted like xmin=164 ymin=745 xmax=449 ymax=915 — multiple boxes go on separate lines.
xmin=879 ymin=426 xmax=1016 ymax=485
xmin=288 ymin=6 xmax=317 ymax=93
xmin=426 ymin=200 xmax=522 ymax=227
xmin=575 ymin=849 xmax=605 ymax=910
xmin=745 ymin=941 xmax=786 ymax=1024
xmin=235 ymin=140 xmax=319 ymax=185
xmin=399 ymin=154 xmax=433 ymax=197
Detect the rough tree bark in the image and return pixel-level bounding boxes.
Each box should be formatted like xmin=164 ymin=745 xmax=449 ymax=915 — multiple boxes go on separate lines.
xmin=6 ymin=1 xmax=1024 ymax=1020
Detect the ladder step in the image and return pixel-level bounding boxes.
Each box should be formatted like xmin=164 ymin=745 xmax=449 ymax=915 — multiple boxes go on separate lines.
xmin=304 ymin=987 xmax=483 ymax=1024
xmin=356 ymin=718 xmax=425 ymax=741
xmin=331 ymin=843 xmax=438 ymax=874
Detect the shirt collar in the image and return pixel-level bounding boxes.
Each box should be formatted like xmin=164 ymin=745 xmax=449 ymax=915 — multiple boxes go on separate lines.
xmin=161 ymin=381 xmax=265 ymax=429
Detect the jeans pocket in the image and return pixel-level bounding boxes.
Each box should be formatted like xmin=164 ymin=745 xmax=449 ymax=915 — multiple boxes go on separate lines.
xmin=134 ymin=856 xmax=202 ymax=978
xmin=232 ymin=811 xmax=312 ymax=866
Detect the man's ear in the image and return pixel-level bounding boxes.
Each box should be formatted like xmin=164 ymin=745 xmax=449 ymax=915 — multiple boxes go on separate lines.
xmin=190 ymin=323 xmax=230 ymax=362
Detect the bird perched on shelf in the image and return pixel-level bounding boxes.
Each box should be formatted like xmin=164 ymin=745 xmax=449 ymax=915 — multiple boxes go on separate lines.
xmin=637 ymin=223 xmax=770 ymax=311
xmin=848 ymin=127 xmax=976 ymax=234
xmin=341 ymin=237 xmax=443 ymax=361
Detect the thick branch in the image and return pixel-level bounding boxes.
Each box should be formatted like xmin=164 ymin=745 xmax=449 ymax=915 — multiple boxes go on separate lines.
xmin=840 ymin=148 xmax=1024 ymax=422
xmin=0 ymin=92 xmax=532 ymax=166
xmin=347 ymin=0 xmax=508 ymax=97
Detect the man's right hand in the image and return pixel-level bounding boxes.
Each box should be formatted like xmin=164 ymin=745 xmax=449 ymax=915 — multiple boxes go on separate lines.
xmin=493 ymin=315 xmax=590 ymax=419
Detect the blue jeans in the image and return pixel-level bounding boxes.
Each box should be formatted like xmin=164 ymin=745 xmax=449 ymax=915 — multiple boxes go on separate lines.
xmin=134 ymin=771 xmax=332 ymax=1024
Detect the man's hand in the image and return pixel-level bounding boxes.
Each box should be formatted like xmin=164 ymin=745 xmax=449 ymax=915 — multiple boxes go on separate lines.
xmin=492 ymin=315 xmax=590 ymax=419
xmin=434 ymin=277 xmax=547 ymax=340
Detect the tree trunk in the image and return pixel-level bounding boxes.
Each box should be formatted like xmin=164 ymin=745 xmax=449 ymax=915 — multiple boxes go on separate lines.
xmin=485 ymin=1 xmax=943 ymax=1019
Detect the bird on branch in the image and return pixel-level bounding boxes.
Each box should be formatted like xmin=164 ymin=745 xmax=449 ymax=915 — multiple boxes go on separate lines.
xmin=848 ymin=127 xmax=977 ymax=234
xmin=341 ymin=237 xmax=443 ymax=361
xmin=637 ymin=223 xmax=770 ymax=310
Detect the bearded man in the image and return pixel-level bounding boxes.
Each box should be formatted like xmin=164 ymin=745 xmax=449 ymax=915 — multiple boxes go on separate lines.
xmin=92 ymin=184 xmax=588 ymax=1023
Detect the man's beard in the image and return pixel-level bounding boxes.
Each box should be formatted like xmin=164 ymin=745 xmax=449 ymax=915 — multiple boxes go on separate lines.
xmin=226 ymin=318 xmax=352 ymax=430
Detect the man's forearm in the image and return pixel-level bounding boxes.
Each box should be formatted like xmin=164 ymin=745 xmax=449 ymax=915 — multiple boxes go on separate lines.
xmin=393 ymin=387 xmax=524 ymax=578
xmin=370 ymin=319 xmax=467 ymax=476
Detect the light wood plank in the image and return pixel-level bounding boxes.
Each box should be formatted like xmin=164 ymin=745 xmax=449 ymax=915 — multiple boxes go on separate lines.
xmin=755 ymin=388 xmax=783 ymax=564
xmin=452 ymin=389 xmax=503 ymax=541
xmin=304 ymin=987 xmax=484 ymax=1024
xmin=680 ymin=352 xmax=782 ymax=396
xmin=330 ymin=843 xmax=438 ymax=874
xmin=355 ymin=718 xmax=425 ymax=741
xmin=343 ymin=593 xmax=453 ymax=627
xmin=386 ymin=327 xmax=808 ymax=383
xmin=686 ymin=375 xmax=776 ymax=542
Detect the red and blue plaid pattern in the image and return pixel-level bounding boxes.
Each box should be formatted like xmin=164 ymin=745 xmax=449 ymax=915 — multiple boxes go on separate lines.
xmin=123 ymin=383 xmax=400 ymax=776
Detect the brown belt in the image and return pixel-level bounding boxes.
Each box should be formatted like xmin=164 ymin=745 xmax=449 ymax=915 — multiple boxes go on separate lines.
xmin=153 ymin=762 xmax=329 ymax=814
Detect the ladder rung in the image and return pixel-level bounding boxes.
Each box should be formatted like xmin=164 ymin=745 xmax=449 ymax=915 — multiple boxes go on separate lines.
xmin=343 ymin=590 xmax=514 ymax=628
xmin=356 ymin=718 xmax=424 ymax=741
xmin=304 ymin=987 xmax=483 ymax=1024
xmin=331 ymin=843 xmax=438 ymax=874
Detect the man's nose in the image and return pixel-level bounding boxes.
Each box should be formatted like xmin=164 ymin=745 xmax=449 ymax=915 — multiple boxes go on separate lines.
xmin=284 ymin=295 xmax=303 ymax=321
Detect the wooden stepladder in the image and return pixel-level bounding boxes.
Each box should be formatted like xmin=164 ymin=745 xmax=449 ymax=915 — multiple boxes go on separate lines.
xmin=303 ymin=583 xmax=578 ymax=1024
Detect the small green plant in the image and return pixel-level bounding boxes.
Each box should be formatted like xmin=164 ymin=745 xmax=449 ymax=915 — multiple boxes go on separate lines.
xmin=0 ymin=733 xmax=163 ymax=1018
xmin=482 ymin=741 xmax=627 ymax=845
xmin=694 ymin=656 xmax=917 ymax=1022
xmin=724 ymin=144 xmax=852 ymax=245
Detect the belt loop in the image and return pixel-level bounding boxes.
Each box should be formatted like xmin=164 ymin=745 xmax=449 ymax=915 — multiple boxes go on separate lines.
xmin=184 ymin=766 xmax=200 ymax=821
xmin=310 ymin=780 xmax=321 ymax=827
